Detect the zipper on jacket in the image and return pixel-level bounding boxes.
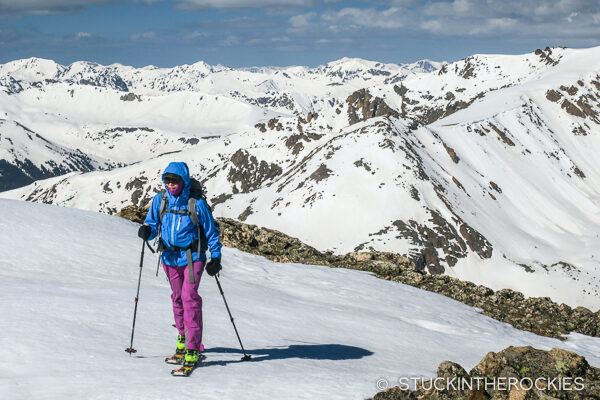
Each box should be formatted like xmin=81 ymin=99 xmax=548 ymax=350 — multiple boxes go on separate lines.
xmin=171 ymin=196 xmax=178 ymax=245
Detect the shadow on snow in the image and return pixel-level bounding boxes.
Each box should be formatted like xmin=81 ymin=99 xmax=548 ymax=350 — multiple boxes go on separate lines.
xmin=200 ymin=344 xmax=373 ymax=367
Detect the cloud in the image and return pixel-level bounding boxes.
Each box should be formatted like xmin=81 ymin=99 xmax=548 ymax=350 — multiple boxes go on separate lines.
xmin=220 ymin=35 xmax=239 ymax=46
xmin=75 ymin=31 xmax=91 ymax=38
xmin=289 ymin=12 xmax=316 ymax=28
xmin=246 ymin=38 xmax=265 ymax=45
xmin=322 ymin=7 xmax=405 ymax=30
xmin=130 ymin=31 xmax=157 ymax=41
xmin=174 ymin=0 xmax=315 ymax=10
xmin=566 ymin=12 xmax=578 ymax=23
xmin=0 ymin=0 xmax=121 ymax=16
xmin=424 ymin=0 xmax=599 ymax=22
xmin=183 ymin=30 xmax=207 ymax=40
xmin=418 ymin=0 xmax=600 ymax=37
xmin=315 ymin=37 xmax=351 ymax=44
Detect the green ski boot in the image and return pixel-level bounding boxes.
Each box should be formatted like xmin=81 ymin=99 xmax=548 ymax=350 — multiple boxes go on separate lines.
xmin=171 ymin=349 xmax=202 ymax=377
xmin=164 ymin=334 xmax=186 ymax=364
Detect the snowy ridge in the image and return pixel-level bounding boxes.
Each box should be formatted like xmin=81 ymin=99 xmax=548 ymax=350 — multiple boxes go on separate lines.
xmin=0 ymin=119 xmax=106 ymax=191
xmin=1 ymin=47 xmax=600 ymax=309
xmin=0 ymin=198 xmax=598 ymax=399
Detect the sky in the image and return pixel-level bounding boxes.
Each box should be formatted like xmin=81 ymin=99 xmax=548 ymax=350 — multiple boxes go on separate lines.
xmin=0 ymin=0 xmax=599 ymax=68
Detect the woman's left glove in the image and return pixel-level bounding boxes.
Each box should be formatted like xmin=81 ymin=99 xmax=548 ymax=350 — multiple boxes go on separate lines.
xmin=206 ymin=258 xmax=222 ymax=276
xmin=138 ymin=225 xmax=151 ymax=240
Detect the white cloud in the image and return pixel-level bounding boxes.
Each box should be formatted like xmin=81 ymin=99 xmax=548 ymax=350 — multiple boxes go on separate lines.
xmin=322 ymin=7 xmax=405 ymax=30
xmin=183 ymin=30 xmax=207 ymax=40
xmin=566 ymin=12 xmax=579 ymax=23
xmin=316 ymin=37 xmax=351 ymax=44
xmin=76 ymin=31 xmax=91 ymax=38
xmin=130 ymin=31 xmax=157 ymax=41
xmin=468 ymin=18 xmax=518 ymax=35
xmin=175 ymin=0 xmax=314 ymax=10
xmin=289 ymin=12 xmax=316 ymax=28
xmin=418 ymin=0 xmax=600 ymax=37
xmin=0 ymin=0 xmax=120 ymax=16
xmin=247 ymin=38 xmax=265 ymax=45
xmin=420 ymin=19 xmax=444 ymax=34
xmin=221 ymin=35 xmax=239 ymax=46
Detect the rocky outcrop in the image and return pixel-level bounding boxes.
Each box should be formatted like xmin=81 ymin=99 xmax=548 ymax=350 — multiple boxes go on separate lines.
xmin=346 ymin=89 xmax=399 ymax=125
xmin=371 ymin=346 xmax=599 ymax=400
xmin=117 ymin=205 xmax=599 ymax=339
xmin=120 ymin=92 xmax=141 ymax=102
xmin=227 ymin=149 xmax=283 ymax=193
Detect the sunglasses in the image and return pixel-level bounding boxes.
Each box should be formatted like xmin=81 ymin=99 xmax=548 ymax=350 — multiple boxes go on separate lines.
xmin=164 ymin=176 xmax=182 ymax=184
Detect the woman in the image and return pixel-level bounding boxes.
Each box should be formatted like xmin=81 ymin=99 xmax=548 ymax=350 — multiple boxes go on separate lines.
xmin=137 ymin=161 xmax=222 ymax=367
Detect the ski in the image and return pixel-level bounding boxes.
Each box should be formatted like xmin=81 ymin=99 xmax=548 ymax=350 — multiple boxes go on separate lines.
xmin=171 ymin=363 xmax=197 ymax=377
xmin=164 ymin=353 xmax=184 ymax=365
xmin=170 ymin=354 xmax=205 ymax=377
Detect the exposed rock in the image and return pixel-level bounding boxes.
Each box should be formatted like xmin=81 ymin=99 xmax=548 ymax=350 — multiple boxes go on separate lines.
xmin=238 ymin=205 xmax=253 ymax=221
xmin=535 ymin=47 xmax=561 ymax=66
xmin=371 ymin=346 xmax=599 ymax=400
xmin=228 ymin=149 xmax=283 ymax=193
xmin=546 ymin=89 xmax=562 ymax=102
xmin=458 ymin=57 xmax=477 ymax=79
xmin=309 ymin=163 xmax=333 ymax=182
xmin=346 ymin=89 xmax=399 ymax=125
xmin=459 ymin=223 xmax=493 ymax=259
xmin=489 ymin=123 xmax=515 ymax=146
xmin=120 ymin=92 xmax=141 ymax=102
xmin=125 ymin=176 xmax=149 ymax=206
xmin=254 ymin=123 xmax=267 ymax=133
xmin=391 ymin=208 xmax=486 ymax=272
xmin=116 ymin=204 xmax=147 ymax=223
xmin=560 ymin=85 xmax=578 ymax=96
xmin=489 ymin=181 xmax=502 ymax=193
xmin=561 ymin=99 xmax=586 ymax=118
xmin=443 ymin=143 xmax=460 ymax=163
xmin=267 ymin=118 xmax=283 ymax=131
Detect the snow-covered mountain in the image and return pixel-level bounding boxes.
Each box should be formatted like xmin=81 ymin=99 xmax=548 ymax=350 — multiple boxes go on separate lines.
xmin=0 ymin=119 xmax=106 ymax=191
xmin=1 ymin=198 xmax=598 ymax=399
xmin=1 ymin=47 xmax=599 ymax=309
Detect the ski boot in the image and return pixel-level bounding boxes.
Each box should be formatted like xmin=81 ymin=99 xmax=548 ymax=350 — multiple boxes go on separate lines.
xmin=171 ymin=349 xmax=202 ymax=377
xmin=164 ymin=334 xmax=186 ymax=364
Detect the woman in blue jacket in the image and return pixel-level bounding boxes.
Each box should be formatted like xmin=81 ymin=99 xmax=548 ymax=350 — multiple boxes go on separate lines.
xmin=138 ymin=161 xmax=222 ymax=365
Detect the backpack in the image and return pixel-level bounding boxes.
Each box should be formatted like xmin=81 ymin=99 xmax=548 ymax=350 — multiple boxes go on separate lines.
xmin=156 ymin=177 xmax=213 ymax=283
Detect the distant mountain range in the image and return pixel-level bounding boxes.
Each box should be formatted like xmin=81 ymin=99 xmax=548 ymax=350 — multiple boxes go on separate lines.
xmin=1 ymin=47 xmax=599 ymax=309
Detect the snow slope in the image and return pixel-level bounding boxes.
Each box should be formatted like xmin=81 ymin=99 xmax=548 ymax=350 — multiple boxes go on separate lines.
xmin=0 ymin=198 xmax=599 ymax=400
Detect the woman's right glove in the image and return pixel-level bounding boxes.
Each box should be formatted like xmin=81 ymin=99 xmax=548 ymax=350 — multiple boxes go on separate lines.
xmin=138 ymin=225 xmax=151 ymax=241
xmin=206 ymin=258 xmax=222 ymax=276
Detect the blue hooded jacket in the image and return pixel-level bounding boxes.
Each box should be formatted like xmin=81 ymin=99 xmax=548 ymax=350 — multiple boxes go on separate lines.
xmin=144 ymin=162 xmax=222 ymax=267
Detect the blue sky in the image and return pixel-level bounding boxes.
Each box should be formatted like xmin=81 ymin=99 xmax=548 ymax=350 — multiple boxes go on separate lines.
xmin=0 ymin=0 xmax=599 ymax=68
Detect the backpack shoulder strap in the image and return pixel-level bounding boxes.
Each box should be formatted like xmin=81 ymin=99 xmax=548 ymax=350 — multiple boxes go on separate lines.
xmin=158 ymin=190 xmax=168 ymax=222
xmin=188 ymin=197 xmax=208 ymax=257
xmin=188 ymin=197 xmax=199 ymax=226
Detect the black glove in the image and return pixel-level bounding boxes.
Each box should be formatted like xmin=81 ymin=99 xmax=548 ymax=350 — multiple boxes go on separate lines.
xmin=138 ymin=224 xmax=151 ymax=241
xmin=206 ymin=258 xmax=222 ymax=276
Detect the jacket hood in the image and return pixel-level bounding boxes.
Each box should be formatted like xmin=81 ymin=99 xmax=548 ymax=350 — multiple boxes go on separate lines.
xmin=162 ymin=162 xmax=191 ymax=203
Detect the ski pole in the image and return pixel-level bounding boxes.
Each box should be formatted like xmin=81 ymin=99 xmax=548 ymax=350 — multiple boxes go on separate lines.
xmin=214 ymin=275 xmax=252 ymax=361
xmin=125 ymin=240 xmax=154 ymax=355
xmin=155 ymin=255 xmax=161 ymax=277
